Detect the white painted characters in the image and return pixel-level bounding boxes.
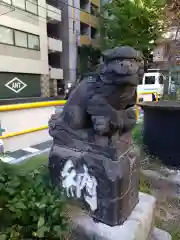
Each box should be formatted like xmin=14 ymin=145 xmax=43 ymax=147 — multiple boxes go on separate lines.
xmin=61 ymin=160 xmax=77 ymax=197
xmin=61 ymin=159 xmax=98 ymax=211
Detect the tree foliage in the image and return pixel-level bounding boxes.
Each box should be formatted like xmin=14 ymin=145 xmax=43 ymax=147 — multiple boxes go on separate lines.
xmin=100 ymin=0 xmax=166 ymax=56
xmin=78 ymin=45 xmax=101 ymax=75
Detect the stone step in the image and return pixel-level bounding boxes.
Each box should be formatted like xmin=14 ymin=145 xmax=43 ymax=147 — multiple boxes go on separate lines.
xmin=71 ymin=192 xmax=156 ymax=240
xmin=141 ymin=169 xmax=180 ymax=199
xmin=149 ymin=228 xmax=172 ymax=240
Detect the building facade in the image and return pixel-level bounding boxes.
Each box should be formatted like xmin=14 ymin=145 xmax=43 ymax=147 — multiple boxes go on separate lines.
xmin=100 ymin=0 xmax=110 ymax=7
xmin=0 ymin=0 xmax=63 ymax=99
xmin=66 ymin=0 xmax=100 ymax=85
xmin=153 ymin=27 xmax=180 ymax=72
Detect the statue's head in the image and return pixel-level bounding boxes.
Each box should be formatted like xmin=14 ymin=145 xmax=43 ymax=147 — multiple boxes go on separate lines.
xmin=100 ymin=46 xmax=143 ymax=109
xmin=100 ymin=46 xmax=143 ymax=86
xmin=102 ymin=46 xmax=142 ymax=62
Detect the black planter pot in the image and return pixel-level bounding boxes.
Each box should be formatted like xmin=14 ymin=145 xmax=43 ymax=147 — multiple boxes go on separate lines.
xmin=139 ymin=100 xmax=180 ymax=167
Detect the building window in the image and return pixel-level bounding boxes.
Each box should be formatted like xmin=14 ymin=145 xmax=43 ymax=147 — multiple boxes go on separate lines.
xmin=28 ymin=34 xmax=39 ymax=50
xmin=14 ymin=30 xmax=28 ymax=48
xmin=0 ymin=26 xmax=13 ymax=45
xmin=0 ymin=25 xmax=40 ymax=50
xmin=2 ymin=0 xmax=38 ymax=15
xmin=12 ymin=0 xmax=25 ymax=10
xmin=90 ymin=3 xmax=98 ymax=16
xmin=145 ymin=76 xmax=155 ymax=85
xmin=2 ymin=0 xmax=11 ymax=4
xmin=26 ymin=0 xmax=38 ymax=15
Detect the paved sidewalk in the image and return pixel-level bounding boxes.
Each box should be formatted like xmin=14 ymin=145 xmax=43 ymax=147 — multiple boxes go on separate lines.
xmin=0 ymin=140 xmax=52 ymax=164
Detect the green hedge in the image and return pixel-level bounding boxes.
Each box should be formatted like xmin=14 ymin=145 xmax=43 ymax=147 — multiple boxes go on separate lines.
xmin=0 ymin=161 xmax=69 ymax=239
xmin=132 ymin=123 xmax=143 ymax=147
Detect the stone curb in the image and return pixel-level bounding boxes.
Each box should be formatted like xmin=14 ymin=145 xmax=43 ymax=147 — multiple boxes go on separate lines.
xmin=149 ymin=228 xmax=172 ymax=240
xmin=0 ymin=140 xmax=52 ymax=164
xmin=141 ymin=169 xmax=180 ymax=199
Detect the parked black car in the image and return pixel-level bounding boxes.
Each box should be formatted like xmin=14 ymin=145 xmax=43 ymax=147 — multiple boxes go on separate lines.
xmin=64 ymin=72 xmax=98 ymax=100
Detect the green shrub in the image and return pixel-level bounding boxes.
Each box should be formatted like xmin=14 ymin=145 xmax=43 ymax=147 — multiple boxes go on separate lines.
xmin=132 ymin=123 xmax=143 ymax=147
xmin=155 ymin=219 xmax=180 ymax=240
xmin=139 ymin=175 xmax=152 ymax=195
xmin=0 ymin=161 xmax=69 ymax=239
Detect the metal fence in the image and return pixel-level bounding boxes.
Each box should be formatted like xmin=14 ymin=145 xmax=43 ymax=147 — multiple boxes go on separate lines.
xmin=163 ymin=71 xmax=180 ymax=100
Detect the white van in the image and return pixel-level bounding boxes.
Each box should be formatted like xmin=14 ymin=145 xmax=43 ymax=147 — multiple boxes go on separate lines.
xmin=137 ymin=72 xmax=164 ymax=101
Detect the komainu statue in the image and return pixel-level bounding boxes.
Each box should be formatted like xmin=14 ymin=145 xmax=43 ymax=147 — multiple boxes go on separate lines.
xmin=48 ymin=46 xmax=142 ymax=226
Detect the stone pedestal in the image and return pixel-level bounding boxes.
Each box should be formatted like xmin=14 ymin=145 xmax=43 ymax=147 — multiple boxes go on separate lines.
xmin=49 ymin=143 xmax=139 ymax=226
xmin=149 ymin=228 xmax=172 ymax=240
xmin=71 ymin=192 xmax=159 ymax=240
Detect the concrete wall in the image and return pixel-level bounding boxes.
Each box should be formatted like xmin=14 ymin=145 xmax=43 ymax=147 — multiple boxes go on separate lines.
xmin=0 ymin=1 xmax=49 ymax=74
xmin=0 ymin=44 xmax=41 ymax=60
xmin=47 ymin=4 xmax=62 ymax=21
xmin=153 ymin=45 xmax=166 ymax=62
xmin=4 ymin=129 xmax=51 ymax=153
xmin=48 ymin=37 xmax=63 ymax=52
xmin=0 ymin=106 xmax=55 ymax=152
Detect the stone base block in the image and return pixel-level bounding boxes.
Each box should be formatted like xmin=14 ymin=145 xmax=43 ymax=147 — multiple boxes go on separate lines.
xmin=72 ymin=192 xmax=156 ymax=240
xmin=149 ymin=228 xmax=172 ymax=240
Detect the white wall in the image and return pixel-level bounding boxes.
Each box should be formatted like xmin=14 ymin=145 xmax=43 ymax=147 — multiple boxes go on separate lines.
xmin=48 ymin=38 xmax=63 ymax=52
xmin=0 ymin=0 xmax=49 ymax=74
xmin=3 ymin=129 xmax=52 ymax=152
xmin=0 ymin=106 xmax=55 ymax=152
xmin=1 ymin=107 xmax=54 ymax=134
xmin=47 ymin=4 xmax=62 ymax=22
xmin=153 ymin=45 xmax=169 ymax=62
xmin=50 ymin=68 xmax=63 ymax=79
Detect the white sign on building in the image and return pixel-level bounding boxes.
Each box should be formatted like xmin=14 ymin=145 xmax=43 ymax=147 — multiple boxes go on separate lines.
xmin=5 ymin=77 xmax=27 ymax=93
